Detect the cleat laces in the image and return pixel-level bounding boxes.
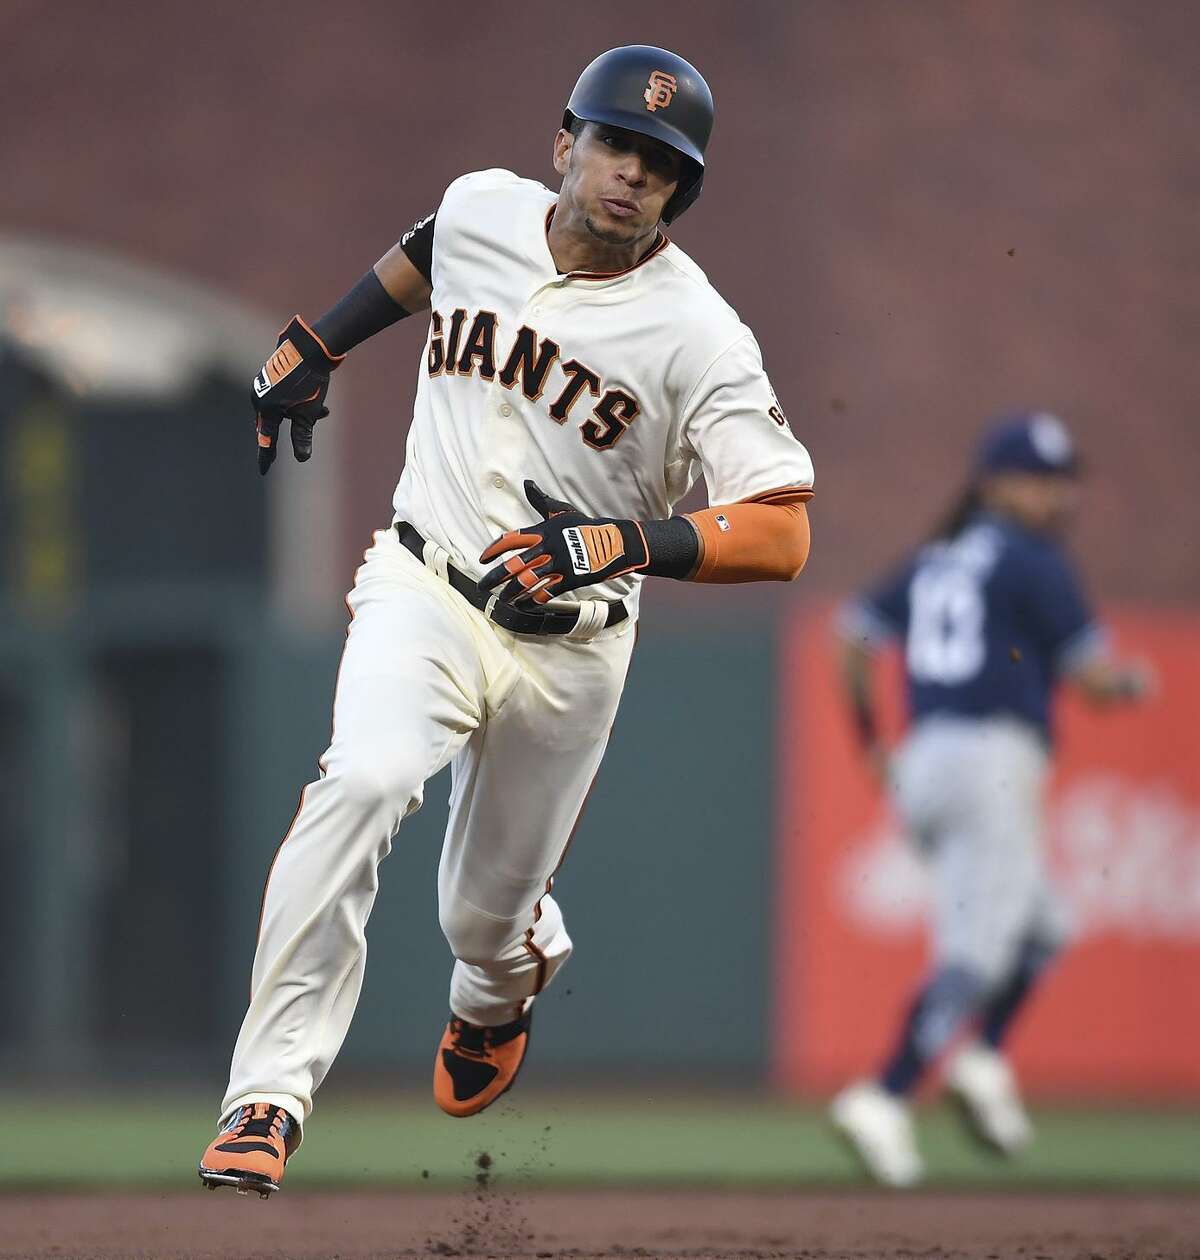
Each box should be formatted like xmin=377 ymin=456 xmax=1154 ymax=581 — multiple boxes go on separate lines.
xmin=448 ymin=1018 xmax=491 ymax=1061
xmin=225 ymin=1103 xmax=288 ymax=1146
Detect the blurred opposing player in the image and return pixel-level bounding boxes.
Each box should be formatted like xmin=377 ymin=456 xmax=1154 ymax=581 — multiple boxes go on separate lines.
xmin=830 ymin=412 xmax=1149 ymax=1186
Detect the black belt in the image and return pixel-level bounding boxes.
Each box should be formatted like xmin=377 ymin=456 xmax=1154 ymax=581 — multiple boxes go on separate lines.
xmin=396 ymin=522 xmax=629 ymax=637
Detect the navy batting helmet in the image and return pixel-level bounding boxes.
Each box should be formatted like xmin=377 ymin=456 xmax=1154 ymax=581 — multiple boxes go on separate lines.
xmin=563 ymin=45 xmax=714 ymax=224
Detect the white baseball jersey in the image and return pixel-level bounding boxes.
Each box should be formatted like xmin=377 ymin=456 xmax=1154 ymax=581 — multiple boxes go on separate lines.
xmin=393 ymin=168 xmax=815 ymax=610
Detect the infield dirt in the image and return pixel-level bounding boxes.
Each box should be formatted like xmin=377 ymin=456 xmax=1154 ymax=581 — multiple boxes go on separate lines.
xmin=1 ymin=1189 xmax=1196 ymax=1259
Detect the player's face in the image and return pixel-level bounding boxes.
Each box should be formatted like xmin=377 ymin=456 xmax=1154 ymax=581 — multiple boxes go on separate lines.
xmin=554 ymin=123 xmax=682 ymax=246
xmin=984 ymin=472 xmax=1079 ymax=535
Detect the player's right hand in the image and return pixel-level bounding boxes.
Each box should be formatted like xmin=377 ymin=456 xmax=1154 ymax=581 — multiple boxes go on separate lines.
xmin=1116 ymin=658 xmax=1158 ymax=701
xmin=251 ymin=316 xmax=344 ymax=476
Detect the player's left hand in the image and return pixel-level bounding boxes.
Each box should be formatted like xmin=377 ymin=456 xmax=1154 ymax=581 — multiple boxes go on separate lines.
xmin=478 ymin=480 xmax=649 ymax=604
xmin=865 ymin=741 xmax=892 ymax=788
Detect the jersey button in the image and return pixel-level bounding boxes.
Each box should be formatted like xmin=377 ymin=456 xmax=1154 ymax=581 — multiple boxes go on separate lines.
xmin=492 ymin=477 xmax=505 ymax=490
xmin=498 ymin=403 xmax=513 ymax=418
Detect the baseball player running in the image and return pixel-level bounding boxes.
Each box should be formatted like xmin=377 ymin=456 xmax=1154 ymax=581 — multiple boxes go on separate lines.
xmin=199 ymin=45 xmax=814 ymax=1197
xmin=830 ymin=412 xmax=1148 ymax=1186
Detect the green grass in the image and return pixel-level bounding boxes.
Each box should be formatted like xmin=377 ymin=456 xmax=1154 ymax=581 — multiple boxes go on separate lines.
xmin=3 ymin=1090 xmax=1197 ymax=1191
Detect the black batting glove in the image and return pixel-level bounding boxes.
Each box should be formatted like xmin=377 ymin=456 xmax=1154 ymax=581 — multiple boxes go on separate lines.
xmin=478 ymin=480 xmax=649 ymax=604
xmin=251 ymin=315 xmax=344 ymax=476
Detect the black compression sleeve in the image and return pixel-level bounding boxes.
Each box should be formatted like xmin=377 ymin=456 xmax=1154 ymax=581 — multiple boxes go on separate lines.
xmin=399 ymin=211 xmax=436 ymax=283
xmin=641 ymin=516 xmax=701 ymax=580
xmin=312 ymin=269 xmax=409 ymax=355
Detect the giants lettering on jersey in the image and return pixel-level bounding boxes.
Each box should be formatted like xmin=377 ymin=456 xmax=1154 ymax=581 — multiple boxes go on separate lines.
xmin=426 ymin=309 xmax=641 ymax=451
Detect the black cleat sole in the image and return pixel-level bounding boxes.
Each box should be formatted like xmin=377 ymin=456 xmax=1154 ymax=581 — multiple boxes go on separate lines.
xmin=198 ymin=1165 xmax=280 ymax=1199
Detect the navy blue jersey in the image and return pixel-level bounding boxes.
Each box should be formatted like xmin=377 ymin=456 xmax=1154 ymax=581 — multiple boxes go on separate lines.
xmin=842 ymin=512 xmax=1103 ymax=738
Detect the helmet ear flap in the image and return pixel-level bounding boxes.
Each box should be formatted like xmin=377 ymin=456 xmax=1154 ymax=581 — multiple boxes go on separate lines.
xmin=662 ymin=164 xmax=704 ymax=225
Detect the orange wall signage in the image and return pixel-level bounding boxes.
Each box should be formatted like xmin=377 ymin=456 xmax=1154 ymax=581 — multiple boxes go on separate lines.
xmin=774 ymin=607 xmax=1200 ymax=1097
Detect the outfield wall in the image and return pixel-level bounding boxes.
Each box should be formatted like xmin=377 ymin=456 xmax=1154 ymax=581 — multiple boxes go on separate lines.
xmin=0 ymin=595 xmax=780 ymax=1083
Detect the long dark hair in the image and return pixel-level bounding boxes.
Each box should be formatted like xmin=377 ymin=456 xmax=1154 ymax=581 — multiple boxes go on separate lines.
xmin=927 ymin=482 xmax=983 ymax=542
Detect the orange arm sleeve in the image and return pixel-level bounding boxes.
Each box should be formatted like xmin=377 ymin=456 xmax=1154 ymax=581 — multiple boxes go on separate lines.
xmin=684 ymin=490 xmax=812 ymax=583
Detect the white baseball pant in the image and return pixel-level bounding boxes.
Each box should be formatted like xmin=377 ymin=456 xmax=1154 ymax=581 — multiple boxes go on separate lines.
xmin=890 ymin=714 xmax=1070 ymax=987
xmin=220 ymin=526 xmax=634 ymax=1131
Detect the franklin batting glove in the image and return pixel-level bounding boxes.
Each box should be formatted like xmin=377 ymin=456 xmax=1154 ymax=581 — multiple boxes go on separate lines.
xmin=478 ymin=480 xmax=650 ymax=604
xmin=251 ymin=316 xmax=344 ymax=476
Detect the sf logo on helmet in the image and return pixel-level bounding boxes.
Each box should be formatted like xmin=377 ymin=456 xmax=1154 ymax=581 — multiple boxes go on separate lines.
xmin=644 ymin=70 xmax=678 ymax=112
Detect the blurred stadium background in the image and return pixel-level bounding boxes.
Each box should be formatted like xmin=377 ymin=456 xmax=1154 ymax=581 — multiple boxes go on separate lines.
xmin=0 ymin=0 xmax=1196 ymax=1220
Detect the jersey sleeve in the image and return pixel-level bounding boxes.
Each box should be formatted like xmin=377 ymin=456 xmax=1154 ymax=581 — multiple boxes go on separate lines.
xmin=424 ymin=169 xmax=540 ymax=294
xmin=838 ymin=560 xmax=915 ymax=649
xmin=1021 ymin=544 xmax=1106 ymax=673
xmin=408 ymin=171 xmax=497 ymax=289
xmin=678 ymin=333 xmax=815 ymax=506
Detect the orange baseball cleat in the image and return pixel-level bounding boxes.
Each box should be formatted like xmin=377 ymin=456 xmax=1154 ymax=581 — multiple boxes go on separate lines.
xmin=198 ymin=1102 xmax=297 ymax=1198
xmin=433 ymin=1008 xmax=532 ymax=1117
